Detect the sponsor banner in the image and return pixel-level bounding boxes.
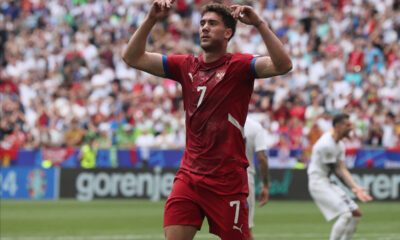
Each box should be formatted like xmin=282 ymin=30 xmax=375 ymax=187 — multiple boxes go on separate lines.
xmin=60 ymin=168 xmax=399 ymax=201
xmin=255 ymin=169 xmax=311 ymax=200
xmin=59 ymin=167 xmax=177 ymax=201
xmin=0 ymin=167 xmax=58 ymax=199
xmin=330 ymin=169 xmax=400 ymax=201
xmin=257 ymin=169 xmax=400 ymax=201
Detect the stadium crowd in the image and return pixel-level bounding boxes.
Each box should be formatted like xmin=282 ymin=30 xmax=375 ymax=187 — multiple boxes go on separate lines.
xmin=0 ymin=0 xmax=399 ymax=153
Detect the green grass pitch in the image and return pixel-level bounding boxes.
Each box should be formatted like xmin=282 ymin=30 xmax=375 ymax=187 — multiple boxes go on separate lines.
xmin=1 ymin=200 xmax=399 ymax=240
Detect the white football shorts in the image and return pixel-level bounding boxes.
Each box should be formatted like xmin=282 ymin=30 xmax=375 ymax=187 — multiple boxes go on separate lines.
xmin=308 ymin=175 xmax=358 ymax=221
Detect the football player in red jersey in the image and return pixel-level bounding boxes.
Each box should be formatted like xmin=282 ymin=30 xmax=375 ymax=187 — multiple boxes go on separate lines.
xmin=123 ymin=1 xmax=292 ymax=239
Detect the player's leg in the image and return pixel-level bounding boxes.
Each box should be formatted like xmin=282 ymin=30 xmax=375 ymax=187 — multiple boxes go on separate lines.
xmin=164 ymin=225 xmax=197 ymax=240
xmin=164 ymin=179 xmax=204 ymax=240
xmin=329 ymin=186 xmax=360 ymax=240
xmin=201 ymin=192 xmax=250 ymax=240
xmin=329 ymin=211 xmax=352 ymax=240
xmin=248 ymin=229 xmax=254 ymax=240
xmin=308 ymin=179 xmax=359 ymax=240
xmin=340 ymin=209 xmax=361 ymax=240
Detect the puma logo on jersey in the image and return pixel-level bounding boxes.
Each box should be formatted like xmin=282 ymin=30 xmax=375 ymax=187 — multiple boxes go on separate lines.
xmin=233 ymin=224 xmax=243 ymax=233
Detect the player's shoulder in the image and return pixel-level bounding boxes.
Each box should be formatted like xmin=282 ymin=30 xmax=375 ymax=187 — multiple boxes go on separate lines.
xmin=231 ymin=52 xmax=256 ymax=61
xmin=314 ymin=132 xmax=333 ymax=150
xmin=338 ymin=140 xmax=346 ymax=151
xmin=167 ymin=53 xmax=196 ymax=63
xmin=244 ymin=118 xmax=263 ymax=135
xmin=245 ymin=117 xmax=262 ymax=128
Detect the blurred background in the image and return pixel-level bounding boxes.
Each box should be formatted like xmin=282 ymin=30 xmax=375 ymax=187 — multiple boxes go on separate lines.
xmin=0 ymin=0 xmax=399 ymax=239
xmin=1 ymin=0 xmax=399 ymax=156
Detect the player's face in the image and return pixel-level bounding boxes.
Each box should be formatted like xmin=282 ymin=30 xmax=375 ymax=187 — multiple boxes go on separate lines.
xmin=338 ymin=119 xmax=353 ymax=139
xmin=199 ymin=12 xmax=231 ymax=51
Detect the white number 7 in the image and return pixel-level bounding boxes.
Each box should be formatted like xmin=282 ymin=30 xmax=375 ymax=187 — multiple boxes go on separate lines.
xmin=230 ymin=200 xmax=240 ymax=224
xmin=197 ymin=86 xmax=207 ymax=107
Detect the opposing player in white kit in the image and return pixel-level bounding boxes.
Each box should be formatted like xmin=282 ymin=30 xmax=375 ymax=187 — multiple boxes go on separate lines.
xmin=244 ymin=117 xmax=270 ymax=240
xmin=308 ymin=114 xmax=373 ymax=240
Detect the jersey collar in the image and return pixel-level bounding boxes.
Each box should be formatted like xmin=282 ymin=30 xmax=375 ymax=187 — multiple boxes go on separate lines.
xmin=199 ymin=53 xmax=231 ymax=69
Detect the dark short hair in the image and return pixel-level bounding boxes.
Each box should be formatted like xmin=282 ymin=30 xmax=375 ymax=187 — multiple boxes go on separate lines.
xmin=201 ymin=2 xmax=237 ymax=40
xmin=333 ymin=113 xmax=349 ymax=127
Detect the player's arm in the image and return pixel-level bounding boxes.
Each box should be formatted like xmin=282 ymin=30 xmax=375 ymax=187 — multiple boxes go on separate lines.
xmin=323 ymin=149 xmax=347 ymax=185
xmin=337 ymin=161 xmax=373 ymax=202
xmin=231 ymin=5 xmax=292 ymax=78
xmin=122 ymin=0 xmax=175 ymax=77
xmin=256 ymin=150 xmax=270 ymax=207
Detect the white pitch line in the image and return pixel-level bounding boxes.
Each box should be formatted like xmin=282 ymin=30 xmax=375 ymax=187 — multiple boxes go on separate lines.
xmin=1 ymin=233 xmax=400 ymax=240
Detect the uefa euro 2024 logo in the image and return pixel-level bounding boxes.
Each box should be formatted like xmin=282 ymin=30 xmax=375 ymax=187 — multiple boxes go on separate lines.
xmin=27 ymin=169 xmax=47 ymax=199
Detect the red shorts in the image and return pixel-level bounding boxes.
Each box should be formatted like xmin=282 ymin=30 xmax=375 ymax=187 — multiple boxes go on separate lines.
xmin=164 ymin=178 xmax=250 ymax=240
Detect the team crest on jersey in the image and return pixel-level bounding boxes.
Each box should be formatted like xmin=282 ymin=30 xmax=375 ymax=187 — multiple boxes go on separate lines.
xmin=216 ymin=70 xmax=226 ymax=82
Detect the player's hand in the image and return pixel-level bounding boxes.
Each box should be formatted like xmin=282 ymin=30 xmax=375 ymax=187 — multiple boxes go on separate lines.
xmin=258 ymin=185 xmax=269 ymax=207
xmin=230 ymin=5 xmax=263 ymax=27
xmin=352 ymin=187 xmax=373 ymax=202
xmin=148 ymin=0 xmax=175 ymax=21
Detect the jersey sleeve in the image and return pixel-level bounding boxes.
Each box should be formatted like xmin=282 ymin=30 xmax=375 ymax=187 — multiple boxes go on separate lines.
xmin=233 ymin=53 xmax=260 ymax=79
xmin=254 ymin=128 xmax=268 ymax=152
xmin=163 ymin=54 xmax=188 ymax=83
xmin=250 ymin=56 xmax=260 ymax=78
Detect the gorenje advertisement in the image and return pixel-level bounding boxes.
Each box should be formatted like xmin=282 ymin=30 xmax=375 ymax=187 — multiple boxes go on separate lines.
xmin=4 ymin=167 xmax=397 ymax=201
xmin=59 ymin=167 xmax=176 ymax=201
xmin=59 ymin=168 xmax=400 ymax=201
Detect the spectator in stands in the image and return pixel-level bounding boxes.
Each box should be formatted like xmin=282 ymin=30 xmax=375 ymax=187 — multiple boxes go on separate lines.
xmin=135 ymin=128 xmax=155 ymax=168
xmin=116 ymin=123 xmax=136 ymax=149
xmin=154 ymin=129 xmax=174 ymax=150
xmin=0 ymin=117 xmax=12 ymax=141
xmin=63 ymin=119 xmax=86 ymax=147
xmin=366 ymin=119 xmax=384 ymax=147
xmin=22 ymin=130 xmax=40 ymax=150
xmin=78 ymin=137 xmax=97 ymax=169
xmin=95 ymin=123 xmax=112 ymax=149
xmin=7 ymin=124 xmax=26 ymax=148
xmin=167 ymin=129 xmax=185 ymax=149
xmin=307 ymin=122 xmax=323 ymax=148
xmin=382 ymin=111 xmax=397 ymax=148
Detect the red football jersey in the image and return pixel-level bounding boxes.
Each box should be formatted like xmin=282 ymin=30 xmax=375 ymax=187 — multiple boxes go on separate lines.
xmin=164 ymin=53 xmax=258 ymax=195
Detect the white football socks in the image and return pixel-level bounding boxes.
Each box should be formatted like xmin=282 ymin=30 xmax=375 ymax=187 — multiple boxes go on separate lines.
xmin=330 ymin=212 xmax=352 ymax=240
xmin=341 ymin=216 xmax=360 ymax=240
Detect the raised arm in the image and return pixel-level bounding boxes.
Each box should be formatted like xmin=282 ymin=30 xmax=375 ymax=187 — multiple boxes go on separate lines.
xmin=231 ymin=5 xmax=292 ymax=78
xmin=122 ymin=0 xmax=175 ymax=77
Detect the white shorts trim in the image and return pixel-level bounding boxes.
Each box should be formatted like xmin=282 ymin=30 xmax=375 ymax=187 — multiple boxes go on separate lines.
xmin=247 ymin=173 xmax=255 ymax=228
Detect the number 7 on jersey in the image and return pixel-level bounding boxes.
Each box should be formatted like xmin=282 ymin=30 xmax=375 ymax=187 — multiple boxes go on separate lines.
xmin=197 ymin=86 xmax=206 ymax=107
